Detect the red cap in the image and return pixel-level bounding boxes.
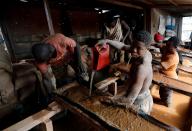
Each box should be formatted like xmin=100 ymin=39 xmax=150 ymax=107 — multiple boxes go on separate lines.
xmin=154 ymin=32 xmax=164 ymax=42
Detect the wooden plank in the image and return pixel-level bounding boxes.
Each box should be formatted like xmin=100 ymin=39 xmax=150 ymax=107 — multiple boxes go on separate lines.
xmin=144 ymin=0 xmax=155 ymax=5
xmin=178 ymin=65 xmax=192 ymax=74
xmin=113 ymin=63 xmax=192 ymax=96
xmin=55 ymin=81 xmax=79 ymax=95
xmin=153 ymin=72 xmax=192 ymax=96
xmin=139 ymin=0 xmax=154 ymax=5
xmin=167 ymin=0 xmax=178 ymax=6
xmin=97 ymin=0 xmax=143 ymax=9
xmin=3 ymin=102 xmax=62 ymax=131
xmin=178 ymin=47 xmax=192 ymax=54
xmin=95 ymin=77 xmax=119 ymax=90
xmin=152 ymin=58 xmax=192 ymax=74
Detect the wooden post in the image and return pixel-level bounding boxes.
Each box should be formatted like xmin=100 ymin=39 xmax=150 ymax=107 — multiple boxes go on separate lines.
xmin=41 ymin=119 xmax=53 ymax=131
xmin=43 ymin=0 xmax=55 ymax=35
xmin=113 ymin=82 xmax=117 ymax=96
xmin=144 ymin=8 xmax=151 ymax=33
xmin=0 ymin=23 xmax=17 ymax=61
xmin=176 ymin=17 xmax=182 ymax=40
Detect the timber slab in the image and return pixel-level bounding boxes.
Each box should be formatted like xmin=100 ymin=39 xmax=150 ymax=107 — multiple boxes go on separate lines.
xmin=113 ymin=62 xmax=192 ymax=96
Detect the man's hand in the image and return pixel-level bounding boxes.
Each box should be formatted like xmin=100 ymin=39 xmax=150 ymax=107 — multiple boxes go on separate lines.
xmin=100 ymin=96 xmax=131 ymax=108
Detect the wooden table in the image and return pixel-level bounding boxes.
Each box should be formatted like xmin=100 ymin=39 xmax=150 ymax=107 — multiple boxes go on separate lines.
xmin=152 ymin=58 xmax=192 ymax=74
xmin=112 ymin=63 xmax=192 ymax=96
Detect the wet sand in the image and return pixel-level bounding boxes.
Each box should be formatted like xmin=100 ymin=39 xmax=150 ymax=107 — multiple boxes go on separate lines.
xmin=63 ymin=86 xmax=165 ymax=131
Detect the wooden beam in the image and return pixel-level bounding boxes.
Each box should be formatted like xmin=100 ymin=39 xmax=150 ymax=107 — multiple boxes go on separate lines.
xmin=119 ymin=0 xmax=154 ymax=5
xmin=153 ymin=4 xmax=192 ymax=8
xmin=43 ymin=0 xmax=55 ymax=35
xmin=95 ymin=77 xmax=119 ymax=90
xmin=97 ymin=0 xmax=143 ymax=10
xmin=138 ymin=0 xmax=154 ymax=5
xmin=112 ymin=62 xmax=192 ymax=96
xmin=95 ymin=77 xmax=119 ymax=96
xmin=152 ymin=58 xmax=192 ymax=74
xmin=3 ymin=102 xmax=62 ymax=131
xmin=153 ymin=72 xmax=192 ymax=96
xmin=55 ymin=81 xmax=79 ymax=95
xmin=167 ymin=0 xmax=178 ymax=6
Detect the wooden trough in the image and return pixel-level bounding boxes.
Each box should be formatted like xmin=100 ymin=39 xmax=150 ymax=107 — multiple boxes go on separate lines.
xmin=3 ymin=90 xmax=179 ymax=131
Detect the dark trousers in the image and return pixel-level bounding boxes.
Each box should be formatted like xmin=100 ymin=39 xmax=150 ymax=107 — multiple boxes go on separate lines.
xmin=55 ymin=43 xmax=87 ymax=86
xmin=70 ymin=43 xmax=87 ymax=75
xmin=159 ymin=86 xmax=173 ymax=104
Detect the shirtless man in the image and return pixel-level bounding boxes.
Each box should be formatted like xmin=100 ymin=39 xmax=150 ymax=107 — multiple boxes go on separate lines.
xmin=154 ymin=36 xmax=180 ymax=107
xmin=101 ymin=31 xmax=153 ymax=114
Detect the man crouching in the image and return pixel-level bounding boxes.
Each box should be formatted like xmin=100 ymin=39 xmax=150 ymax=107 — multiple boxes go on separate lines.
xmin=103 ymin=31 xmax=153 ymax=114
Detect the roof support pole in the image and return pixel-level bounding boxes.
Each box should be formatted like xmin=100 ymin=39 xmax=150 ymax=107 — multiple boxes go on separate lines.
xmin=43 ymin=0 xmax=55 ymax=35
xmin=144 ymin=8 xmax=151 ymax=33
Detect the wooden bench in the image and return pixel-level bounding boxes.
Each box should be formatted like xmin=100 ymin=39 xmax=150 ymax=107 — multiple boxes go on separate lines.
xmin=95 ymin=77 xmax=119 ymax=96
xmin=152 ymin=58 xmax=192 ymax=74
xmin=3 ymin=102 xmax=63 ymax=131
xmin=113 ymin=62 xmax=192 ymax=96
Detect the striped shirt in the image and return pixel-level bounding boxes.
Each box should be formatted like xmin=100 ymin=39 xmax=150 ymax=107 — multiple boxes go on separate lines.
xmin=105 ymin=18 xmax=123 ymax=41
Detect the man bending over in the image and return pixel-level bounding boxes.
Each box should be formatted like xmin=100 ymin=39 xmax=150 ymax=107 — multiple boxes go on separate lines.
xmin=32 ymin=33 xmax=89 ymax=94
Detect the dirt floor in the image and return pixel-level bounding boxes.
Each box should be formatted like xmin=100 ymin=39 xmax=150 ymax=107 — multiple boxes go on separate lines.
xmin=151 ymin=58 xmax=192 ymax=130
xmin=63 ymin=86 xmax=166 ymax=131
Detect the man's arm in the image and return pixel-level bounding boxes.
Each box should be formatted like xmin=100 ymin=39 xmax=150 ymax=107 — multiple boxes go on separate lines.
xmin=125 ymin=66 xmax=146 ymax=106
xmin=97 ymin=39 xmax=130 ymax=51
xmin=121 ymin=20 xmax=131 ymax=43
xmin=121 ymin=20 xmax=130 ymax=31
xmin=36 ymin=64 xmax=56 ymax=92
xmin=161 ymin=57 xmax=175 ymax=70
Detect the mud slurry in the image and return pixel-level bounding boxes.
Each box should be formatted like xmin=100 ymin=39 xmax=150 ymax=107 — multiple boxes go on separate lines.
xmin=64 ymin=86 xmax=165 ymax=131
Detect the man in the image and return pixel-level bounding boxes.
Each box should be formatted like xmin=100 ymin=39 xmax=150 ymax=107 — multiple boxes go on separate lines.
xmin=155 ymin=36 xmax=180 ymax=107
xmin=32 ymin=33 xmax=89 ymax=93
xmin=103 ymin=13 xmax=130 ymax=63
xmin=102 ymin=31 xmax=153 ymax=114
xmin=0 ymin=36 xmax=41 ymax=120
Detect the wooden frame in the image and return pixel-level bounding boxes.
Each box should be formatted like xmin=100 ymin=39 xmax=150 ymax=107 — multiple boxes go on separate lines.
xmin=3 ymin=102 xmax=62 ymax=131
xmin=95 ymin=77 xmax=119 ymax=96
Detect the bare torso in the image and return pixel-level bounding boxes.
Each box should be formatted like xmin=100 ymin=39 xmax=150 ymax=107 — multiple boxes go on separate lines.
xmin=128 ymin=50 xmax=153 ymax=96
